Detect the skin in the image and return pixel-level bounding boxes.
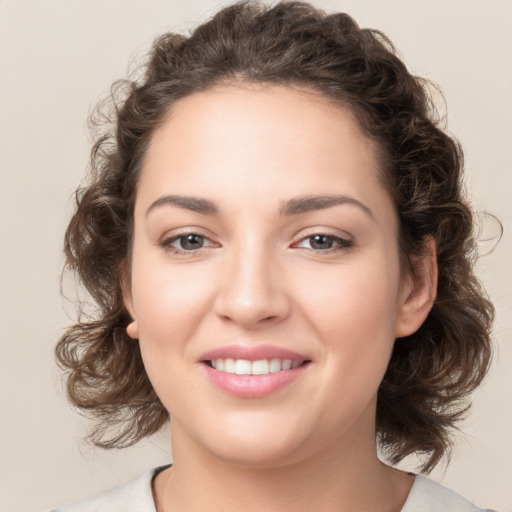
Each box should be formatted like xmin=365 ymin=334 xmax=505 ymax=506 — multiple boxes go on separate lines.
xmin=124 ymin=83 xmax=437 ymax=512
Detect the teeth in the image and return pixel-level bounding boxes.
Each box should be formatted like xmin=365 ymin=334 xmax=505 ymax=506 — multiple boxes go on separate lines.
xmin=269 ymin=358 xmax=281 ymax=373
xmin=234 ymin=359 xmax=252 ymax=375
xmin=251 ymin=359 xmax=269 ymax=375
xmin=224 ymin=358 xmax=235 ymax=373
xmin=209 ymin=358 xmax=304 ymax=375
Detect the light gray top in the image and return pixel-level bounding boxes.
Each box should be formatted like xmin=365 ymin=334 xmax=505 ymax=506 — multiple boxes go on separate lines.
xmin=51 ymin=467 xmax=496 ymax=512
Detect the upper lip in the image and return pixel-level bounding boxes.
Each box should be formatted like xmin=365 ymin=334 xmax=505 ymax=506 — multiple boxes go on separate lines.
xmin=200 ymin=344 xmax=310 ymax=362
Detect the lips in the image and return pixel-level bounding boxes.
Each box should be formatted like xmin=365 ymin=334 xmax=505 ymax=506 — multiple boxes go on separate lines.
xmin=200 ymin=344 xmax=311 ymax=398
xmin=201 ymin=344 xmax=309 ymax=362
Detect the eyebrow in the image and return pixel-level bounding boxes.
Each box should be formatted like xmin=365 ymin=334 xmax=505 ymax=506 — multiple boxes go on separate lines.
xmin=146 ymin=193 xmax=374 ymax=220
xmin=146 ymin=195 xmax=219 ymax=216
xmin=279 ymin=194 xmax=374 ymax=219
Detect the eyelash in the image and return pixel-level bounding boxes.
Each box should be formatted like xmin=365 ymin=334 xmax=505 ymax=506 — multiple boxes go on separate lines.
xmin=292 ymin=233 xmax=353 ymax=254
xmin=161 ymin=232 xmax=218 ymax=255
xmin=160 ymin=232 xmax=353 ymax=256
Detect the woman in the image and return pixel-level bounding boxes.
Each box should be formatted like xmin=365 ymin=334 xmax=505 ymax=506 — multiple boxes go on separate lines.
xmin=53 ymin=1 xmax=497 ymax=510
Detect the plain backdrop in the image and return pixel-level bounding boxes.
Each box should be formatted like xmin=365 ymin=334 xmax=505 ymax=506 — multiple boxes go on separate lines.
xmin=0 ymin=1 xmax=511 ymax=511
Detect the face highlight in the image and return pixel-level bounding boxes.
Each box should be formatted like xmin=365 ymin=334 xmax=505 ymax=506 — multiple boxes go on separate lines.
xmin=123 ymin=84 xmax=427 ymax=467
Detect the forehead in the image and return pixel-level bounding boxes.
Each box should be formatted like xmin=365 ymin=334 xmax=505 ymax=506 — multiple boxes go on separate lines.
xmin=137 ymin=84 xmax=394 ymax=225
xmin=149 ymin=84 xmax=376 ymax=162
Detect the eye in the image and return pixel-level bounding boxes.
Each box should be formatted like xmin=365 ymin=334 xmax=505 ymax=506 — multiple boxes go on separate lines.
xmin=294 ymin=233 xmax=353 ymax=253
xmin=162 ymin=232 xmax=218 ymax=254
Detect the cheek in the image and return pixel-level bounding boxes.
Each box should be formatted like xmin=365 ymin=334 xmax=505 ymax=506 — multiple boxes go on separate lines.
xmin=300 ymin=258 xmax=400 ymax=340
xmin=298 ymin=255 xmax=401 ymax=397
xmin=130 ymin=262 xmax=214 ymax=415
xmin=130 ymin=254 xmax=215 ymax=358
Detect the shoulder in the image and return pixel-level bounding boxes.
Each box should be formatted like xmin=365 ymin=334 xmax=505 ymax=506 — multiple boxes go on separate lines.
xmin=401 ymin=474 xmax=497 ymax=512
xmin=49 ymin=466 xmax=166 ymax=512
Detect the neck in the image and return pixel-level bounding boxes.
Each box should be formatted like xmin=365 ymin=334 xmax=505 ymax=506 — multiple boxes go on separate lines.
xmin=154 ymin=421 xmax=413 ymax=512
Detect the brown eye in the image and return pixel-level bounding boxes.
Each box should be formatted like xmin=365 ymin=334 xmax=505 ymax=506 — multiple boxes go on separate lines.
xmin=178 ymin=234 xmax=205 ymax=250
xmin=162 ymin=232 xmax=220 ymax=255
xmin=309 ymin=234 xmax=335 ymax=250
xmin=295 ymin=233 xmax=353 ymax=253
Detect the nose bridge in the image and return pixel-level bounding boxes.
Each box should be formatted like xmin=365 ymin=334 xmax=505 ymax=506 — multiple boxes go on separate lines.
xmin=215 ymin=235 xmax=289 ymax=327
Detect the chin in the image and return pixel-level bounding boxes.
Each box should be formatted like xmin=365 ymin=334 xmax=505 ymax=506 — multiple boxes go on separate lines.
xmin=192 ymin=412 xmax=313 ymax=469
xmin=207 ymin=438 xmax=306 ymax=469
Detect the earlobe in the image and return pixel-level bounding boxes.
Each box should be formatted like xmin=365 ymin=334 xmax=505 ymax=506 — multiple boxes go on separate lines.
xmin=120 ymin=267 xmax=138 ymax=339
xmin=395 ymin=238 xmax=438 ymax=338
xmin=126 ymin=320 xmax=139 ymax=340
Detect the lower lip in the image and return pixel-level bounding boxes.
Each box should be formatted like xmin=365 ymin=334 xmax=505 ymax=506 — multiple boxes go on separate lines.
xmin=202 ymin=363 xmax=309 ymax=398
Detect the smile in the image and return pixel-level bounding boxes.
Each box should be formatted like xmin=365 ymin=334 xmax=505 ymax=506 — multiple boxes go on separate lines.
xmin=209 ymin=358 xmax=304 ymax=375
xmin=201 ymin=345 xmax=311 ymax=397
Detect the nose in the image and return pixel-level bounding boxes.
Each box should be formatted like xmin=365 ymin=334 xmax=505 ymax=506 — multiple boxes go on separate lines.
xmin=213 ymin=244 xmax=291 ymax=329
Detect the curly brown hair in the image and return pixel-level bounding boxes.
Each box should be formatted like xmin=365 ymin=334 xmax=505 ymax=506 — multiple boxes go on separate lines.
xmin=56 ymin=0 xmax=494 ymax=472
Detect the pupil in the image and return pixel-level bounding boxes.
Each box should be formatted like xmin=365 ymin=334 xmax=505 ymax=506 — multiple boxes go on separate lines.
xmin=311 ymin=235 xmax=332 ymax=249
xmin=182 ymin=234 xmax=203 ymax=250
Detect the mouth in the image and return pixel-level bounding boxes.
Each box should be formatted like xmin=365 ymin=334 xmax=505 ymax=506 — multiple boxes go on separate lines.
xmin=205 ymin=358 xmax=308 ymax=375
xmin=200 ymin=345 xmax=312 ymax=397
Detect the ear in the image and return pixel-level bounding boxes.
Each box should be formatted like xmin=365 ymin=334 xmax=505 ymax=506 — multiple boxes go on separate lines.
xmin=394 ymin=238 xmax=438 ymax=338
xmin=120 ymin=266 xmax=139 ymax=340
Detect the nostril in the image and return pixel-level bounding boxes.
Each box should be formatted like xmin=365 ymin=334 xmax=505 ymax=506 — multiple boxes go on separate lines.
xmin=212 ymin=267 xmax=291 ymax=327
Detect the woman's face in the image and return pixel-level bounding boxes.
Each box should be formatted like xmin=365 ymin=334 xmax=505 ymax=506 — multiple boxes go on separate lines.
xmin=125 ymin=84 xmax=422 ymax=467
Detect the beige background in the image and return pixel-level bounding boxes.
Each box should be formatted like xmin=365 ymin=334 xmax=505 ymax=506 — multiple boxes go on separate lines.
xmin=0 ymin=1 xmax=511 ymax=511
